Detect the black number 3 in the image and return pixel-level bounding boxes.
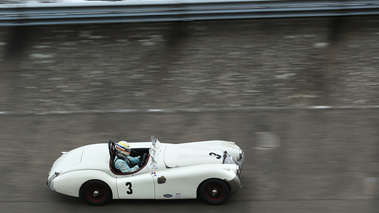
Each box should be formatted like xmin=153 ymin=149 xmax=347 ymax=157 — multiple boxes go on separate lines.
xmin=209 ymin=152 xmax=221 ymax=159
xmin=126 ymin=182 xmax=133 ymax=194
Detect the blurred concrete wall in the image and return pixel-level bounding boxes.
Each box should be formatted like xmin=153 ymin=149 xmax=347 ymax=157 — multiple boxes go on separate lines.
xmin=1 ymin=16 xmax=379 ymax=113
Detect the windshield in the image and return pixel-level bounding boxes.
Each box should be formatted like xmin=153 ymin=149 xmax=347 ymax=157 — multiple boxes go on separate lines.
xmin=149 ymin=148 xmax=155 ymax=160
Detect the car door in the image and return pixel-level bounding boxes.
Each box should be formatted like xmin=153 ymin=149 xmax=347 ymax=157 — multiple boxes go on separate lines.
xmin=116 ymin=164 xmax=155 ymax=199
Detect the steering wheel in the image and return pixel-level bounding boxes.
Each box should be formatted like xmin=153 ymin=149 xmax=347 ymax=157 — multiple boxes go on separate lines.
xmin=139 ymin=153 xmax=147 ymax=167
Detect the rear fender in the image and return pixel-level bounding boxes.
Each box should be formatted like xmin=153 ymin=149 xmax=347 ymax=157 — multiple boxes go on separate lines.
xmin=51 ymin=170 xmax=117 ymax=198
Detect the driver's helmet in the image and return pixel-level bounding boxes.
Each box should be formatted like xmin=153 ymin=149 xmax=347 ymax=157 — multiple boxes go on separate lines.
xmin=116 ymin=141 xmax=131 ymax=157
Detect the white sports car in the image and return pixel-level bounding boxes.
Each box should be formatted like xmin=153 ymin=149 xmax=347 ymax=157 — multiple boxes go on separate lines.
xmin=47 ymin=136 xmax=244 ymax=205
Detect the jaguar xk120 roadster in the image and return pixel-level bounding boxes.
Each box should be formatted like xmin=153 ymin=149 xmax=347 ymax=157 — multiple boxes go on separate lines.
xmin=47 ymin=136 xmax=244 ymax=205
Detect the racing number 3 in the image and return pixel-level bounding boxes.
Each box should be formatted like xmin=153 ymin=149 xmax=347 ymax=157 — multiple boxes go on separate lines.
xmin=126 ymin=182 xmax=133 ymax=194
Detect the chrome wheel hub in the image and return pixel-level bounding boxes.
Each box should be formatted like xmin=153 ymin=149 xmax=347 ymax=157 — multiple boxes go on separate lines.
xmin=212 ymin=189 xmax=218 ymax=197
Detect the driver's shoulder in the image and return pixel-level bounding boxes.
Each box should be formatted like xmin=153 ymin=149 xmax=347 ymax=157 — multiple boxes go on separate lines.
xmin=114 ymin=157 xmax=125 ymax=164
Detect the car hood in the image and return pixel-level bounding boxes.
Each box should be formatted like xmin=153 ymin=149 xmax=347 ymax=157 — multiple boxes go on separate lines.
xmin=163 ymin=143 xmax=225 ymax=168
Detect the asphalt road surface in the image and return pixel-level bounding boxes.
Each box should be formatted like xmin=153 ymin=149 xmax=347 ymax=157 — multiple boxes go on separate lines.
xmin=0 ymin=109 xmax=377 ymax=213
xmin=1 ymin=15 xmax=379 ymax=213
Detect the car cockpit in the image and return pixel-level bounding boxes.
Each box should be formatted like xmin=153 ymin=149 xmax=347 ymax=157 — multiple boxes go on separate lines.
xmin=108 ymin=140 xmax=149 ymax=175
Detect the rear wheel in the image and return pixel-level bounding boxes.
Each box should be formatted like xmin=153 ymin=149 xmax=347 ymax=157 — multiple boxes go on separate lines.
xmin=198 ymin=179 xmax=231 ymax=205
xmin=80 ymin=180 xmax=112 ymax=206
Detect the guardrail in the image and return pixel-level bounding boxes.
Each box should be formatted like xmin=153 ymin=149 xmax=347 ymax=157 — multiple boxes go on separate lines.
xmin=1 ymin=0 xmax=379 ymax=26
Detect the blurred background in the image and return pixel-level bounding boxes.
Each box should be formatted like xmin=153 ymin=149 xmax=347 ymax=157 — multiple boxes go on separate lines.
xmin=0 ymin=0 xmax=379 ymax=212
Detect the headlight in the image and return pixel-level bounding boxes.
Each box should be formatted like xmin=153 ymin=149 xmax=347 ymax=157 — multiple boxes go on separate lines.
xmin=223 ymin=154 xmax=238 ymax=165
xmin=236 ymin=165 xmax=241 ymax=177
xmin=223 ymin=155 xmax=232 ymax=164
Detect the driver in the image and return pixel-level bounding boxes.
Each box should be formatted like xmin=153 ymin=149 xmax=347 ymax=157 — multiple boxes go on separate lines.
xmin=114 ymin=141 xmax=140 ymax=173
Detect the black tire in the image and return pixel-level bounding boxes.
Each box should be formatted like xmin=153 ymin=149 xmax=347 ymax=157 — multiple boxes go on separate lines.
xmin=198 ymin=179 xmax=231 ymax=205
xmin=80 ymin=180 xmax=112 ymax=206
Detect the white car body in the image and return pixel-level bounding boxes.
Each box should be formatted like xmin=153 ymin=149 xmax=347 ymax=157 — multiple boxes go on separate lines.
xmin=47 ymin=137 xmax=244 ymax=205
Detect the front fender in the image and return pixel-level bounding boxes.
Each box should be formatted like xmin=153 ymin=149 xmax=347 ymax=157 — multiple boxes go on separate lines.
xmin=153 ymin=164 xmax=238 ymax=199
xmin=227 ymin=175 xmax=242 ymax=194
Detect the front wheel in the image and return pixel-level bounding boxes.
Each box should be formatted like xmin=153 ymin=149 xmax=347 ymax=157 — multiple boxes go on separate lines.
xmin=80 ymin=180 xmax=112 ymax=206
xmin=198 ymin=179 xmax=231 ymax=205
